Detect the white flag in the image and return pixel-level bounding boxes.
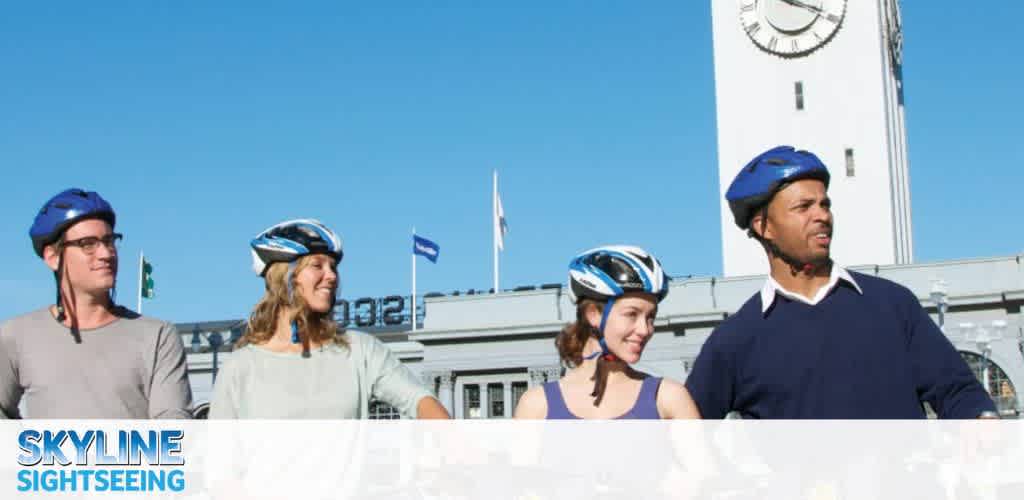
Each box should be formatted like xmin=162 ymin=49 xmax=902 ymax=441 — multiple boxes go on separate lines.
xmin=495 ymin=190 xmax=509 ymax=251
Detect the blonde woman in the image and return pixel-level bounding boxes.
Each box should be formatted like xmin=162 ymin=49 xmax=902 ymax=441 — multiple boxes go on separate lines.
xmin=210 ymin=219 xmax=448 ymax=419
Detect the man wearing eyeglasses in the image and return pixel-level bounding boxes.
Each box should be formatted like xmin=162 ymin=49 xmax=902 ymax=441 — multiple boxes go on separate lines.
xmin=0 ymin=188 xmax=192 ymax=419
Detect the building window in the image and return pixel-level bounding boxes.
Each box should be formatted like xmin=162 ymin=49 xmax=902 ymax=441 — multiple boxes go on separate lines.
xmin=488 ymin=383 xmax=505 ymax=418
xmin=463 ymin=384 xmax=482 ymax=418
xmin=368 ymin=399 xmax=401 ymax=420
xmin=844 ymin=148 xmax=855 ymax=177
xmin=959 ymin=351 xmax=1018 ymax=417
xmin=794 ymin=81 xmax=804 ymax=110
xmin=511 ymin=382 xmax=529 ymax=414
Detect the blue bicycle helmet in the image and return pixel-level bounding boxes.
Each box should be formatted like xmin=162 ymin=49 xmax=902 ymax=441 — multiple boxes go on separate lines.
xmin=29 ymin=188 xmax=116 ymax=257
xmin=29 ymin=188 xmax=118 ymax=336
xmin=725 ymin=146 xmax=830 ymax=230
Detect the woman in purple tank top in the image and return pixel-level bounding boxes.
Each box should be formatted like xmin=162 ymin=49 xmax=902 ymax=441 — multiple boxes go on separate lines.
xmin=514 ymin=246 xmax=700 ymax=420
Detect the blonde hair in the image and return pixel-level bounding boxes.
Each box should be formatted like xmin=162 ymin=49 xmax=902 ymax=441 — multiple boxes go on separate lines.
xmin=237 ymin=255 xmax=347 ymax=349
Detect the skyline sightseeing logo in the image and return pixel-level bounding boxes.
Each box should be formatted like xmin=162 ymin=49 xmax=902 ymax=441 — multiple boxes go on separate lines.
xmin=16 ymin=429 xmax=186 ymax=493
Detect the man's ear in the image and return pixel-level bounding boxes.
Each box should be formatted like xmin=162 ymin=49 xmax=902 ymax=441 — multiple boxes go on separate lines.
xmin=42 ymin=245 xmax=61 ymax=272
xmin=750 ymin=211 xmax=768 ymax=239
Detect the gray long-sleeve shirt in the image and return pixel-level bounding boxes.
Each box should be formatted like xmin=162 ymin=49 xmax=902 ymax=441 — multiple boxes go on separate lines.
xmin=209 ymin=331 xmax=431 ymax=419
xmin=0 ymin=307 xmax=193 ymax=419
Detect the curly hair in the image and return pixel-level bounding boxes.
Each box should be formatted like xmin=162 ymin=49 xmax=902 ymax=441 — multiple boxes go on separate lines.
xmin=236 ymin=255 xmax=347 ymax=350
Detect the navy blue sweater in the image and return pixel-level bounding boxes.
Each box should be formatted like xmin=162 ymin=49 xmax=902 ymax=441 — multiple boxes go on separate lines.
xmin=685 ymin=272 xmax=995 ymax=419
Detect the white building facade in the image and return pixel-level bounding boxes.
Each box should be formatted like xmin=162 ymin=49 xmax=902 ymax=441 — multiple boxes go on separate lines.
xmin=713 ymin=0 xmax=912 ymax=276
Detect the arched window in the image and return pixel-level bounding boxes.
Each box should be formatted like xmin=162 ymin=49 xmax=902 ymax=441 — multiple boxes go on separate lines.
xmin=959 ymin=351 xmax=1019 ymax=417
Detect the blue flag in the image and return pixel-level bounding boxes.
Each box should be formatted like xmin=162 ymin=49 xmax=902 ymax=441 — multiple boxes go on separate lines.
xmin=413 ymin=235 xmax=440 ymax=263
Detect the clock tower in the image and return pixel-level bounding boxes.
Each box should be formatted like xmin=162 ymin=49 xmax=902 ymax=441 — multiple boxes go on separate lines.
xmin=713 ymin=0 xmax=912 ymax=276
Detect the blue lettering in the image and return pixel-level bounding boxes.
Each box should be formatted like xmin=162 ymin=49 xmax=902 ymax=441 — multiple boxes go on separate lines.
xmin=17 ymin=430 xmax=42 ymax=465
xmin=16 ymin=470 xmax=32 ymax=492
xmin=109 ymin=469 xmax=124 ymax=491
xmin=160 ymin=430 xmax=185 ymax=465
xmin=41 ymin=470 xmax=58 ymax=492
xmin=67 ymin=430 xmax=96 ymax=465
xmin=95 ymin=431 xmax=119 ymax=465
xmin=168 ymin=469 xmax=185 ymax=492
xmin=79 ymin=470 xmax=94 ymax=490
xmin=59 ymin=469 xmax=76 ymax=492
xmin=148 ymin=469 xmax=165 ymax=490
xmin=42 ymin=431 xmax=70 ymax=465
xmin=124 ymin=469 xmax=140 ymax=491
xmin=129 ymin=430 xmax=158 ymax=465
xmin=118 ymin=430 xmax=129 ymax=464
xmin=94 ymin=469 xmax=109 ymax=491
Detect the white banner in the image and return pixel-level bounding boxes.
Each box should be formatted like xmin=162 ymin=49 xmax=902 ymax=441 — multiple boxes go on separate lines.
xmin=3 ymin=421 xmax=1022 ymax=499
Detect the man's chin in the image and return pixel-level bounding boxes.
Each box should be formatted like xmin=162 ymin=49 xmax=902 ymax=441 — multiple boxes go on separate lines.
xmin=808 ymin=254 xmax=832 ymax=268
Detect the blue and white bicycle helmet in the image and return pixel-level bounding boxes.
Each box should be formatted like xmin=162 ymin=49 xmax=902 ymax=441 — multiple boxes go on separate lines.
xmin=568 ymin=245 xmax=668 ymax=356
xmin=250 ymin=218 xmax=343 ymax=277
xmin=725 ymin=145 xmax=830 ymax=230
xmin=250 ymin=218 xmax=343 ymax=356
xmin=29 ymin=188 xmax=116 ymax=257
xmin=567 ymin=245 xmax=669 ymax=404
xmin=568 ymin=245 xmax=669 ymax=305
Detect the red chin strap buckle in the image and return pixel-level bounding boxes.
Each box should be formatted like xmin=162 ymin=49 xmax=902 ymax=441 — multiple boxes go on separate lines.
xmin=802 ymin=263 xmax=814 ymax=273
xmin=602 ymin=354 xmax=617 ymax=362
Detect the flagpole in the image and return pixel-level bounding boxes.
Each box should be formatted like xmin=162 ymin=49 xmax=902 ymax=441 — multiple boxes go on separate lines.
xmin=137 ymin=250 xmax=144 ymax=314
xmin=493 ymin=170 xmax=499 ymax=294
xmin=412 ymin=227 xmax=417 ymax=332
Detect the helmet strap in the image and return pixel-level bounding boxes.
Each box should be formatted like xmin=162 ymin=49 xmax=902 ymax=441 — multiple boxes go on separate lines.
xmin=284 ymin=260 xmax=311 ymax=358
xmin=583 ymin=298 xmax=619 ymax=406
xmin=54 ymin=254 xmax=65 ymax=323
xmin=53 ymin=252 xmax=82 ymax=344
xmin=285 ymin=260 xmax=299 ymax=342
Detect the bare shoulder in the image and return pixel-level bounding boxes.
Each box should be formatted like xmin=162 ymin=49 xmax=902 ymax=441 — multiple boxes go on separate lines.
xmin=513 ymin=385 xmax=548 ymax=419
xmin=656 ymin=377 xmax=701 ymax=419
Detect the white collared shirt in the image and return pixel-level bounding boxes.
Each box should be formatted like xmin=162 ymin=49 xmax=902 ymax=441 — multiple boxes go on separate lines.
xmin=760 ymin=264 xmax=864 ymax=314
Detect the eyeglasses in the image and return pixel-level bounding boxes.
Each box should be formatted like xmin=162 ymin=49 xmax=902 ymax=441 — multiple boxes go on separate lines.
xmin=62 ymin=233 xmax=123 ymax=255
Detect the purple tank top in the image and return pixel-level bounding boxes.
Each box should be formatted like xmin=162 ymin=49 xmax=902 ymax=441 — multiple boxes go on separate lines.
xmin=543 ymin=376 xmax=662 ymax=419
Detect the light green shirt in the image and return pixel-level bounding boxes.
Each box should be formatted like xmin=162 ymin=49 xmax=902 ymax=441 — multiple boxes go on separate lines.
xmin=209 ymin=331 xmax=430 ymax=419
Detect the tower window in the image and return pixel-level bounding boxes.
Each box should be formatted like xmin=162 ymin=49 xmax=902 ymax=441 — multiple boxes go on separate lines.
xmin=795 ymin=81 xmax=804 ymax=110
xmin=845 ymin=148 xmax=855 ymax=177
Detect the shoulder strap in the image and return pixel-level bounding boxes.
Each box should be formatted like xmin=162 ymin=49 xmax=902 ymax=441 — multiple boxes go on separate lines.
xmin=542 ymin=381 xmax=577 ymax=419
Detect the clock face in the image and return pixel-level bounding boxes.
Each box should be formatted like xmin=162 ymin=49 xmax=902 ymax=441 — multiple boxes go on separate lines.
xmin=739 ymin=0 xmax=848 ymax=58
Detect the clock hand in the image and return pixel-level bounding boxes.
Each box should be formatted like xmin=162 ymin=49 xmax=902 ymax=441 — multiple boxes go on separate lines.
xmin=778 ymin=0 xmax=827 ymax=16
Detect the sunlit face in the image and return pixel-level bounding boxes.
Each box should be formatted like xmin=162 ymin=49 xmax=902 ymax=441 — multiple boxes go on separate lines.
xmin=293 ymin=254 xmax=338 ymax=313
xmin=44 ymin=219 xmax=119 ymax=296
xmin=587 ymin=292 xmax=658 ymax=364
xmin=756 ymin=179 xmax=833 ymax=266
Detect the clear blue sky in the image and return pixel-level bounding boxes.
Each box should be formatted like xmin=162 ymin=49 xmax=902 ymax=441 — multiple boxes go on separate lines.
xmin=1 ymin=2 xmax=1021 ymax=323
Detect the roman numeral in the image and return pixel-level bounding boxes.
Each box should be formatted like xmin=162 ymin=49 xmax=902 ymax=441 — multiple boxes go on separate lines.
xmin=826 ymin=13 xmax=842 ymax=23
xmin=741 ymin=3 xmax=755 ymax=12
xmin=745 ymin=21 xmax=761 ymax=35
xmin=791 ymin=39 xmax=800 ymax=52
xmin=768 ymin=36 xmax=778 ymax=51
